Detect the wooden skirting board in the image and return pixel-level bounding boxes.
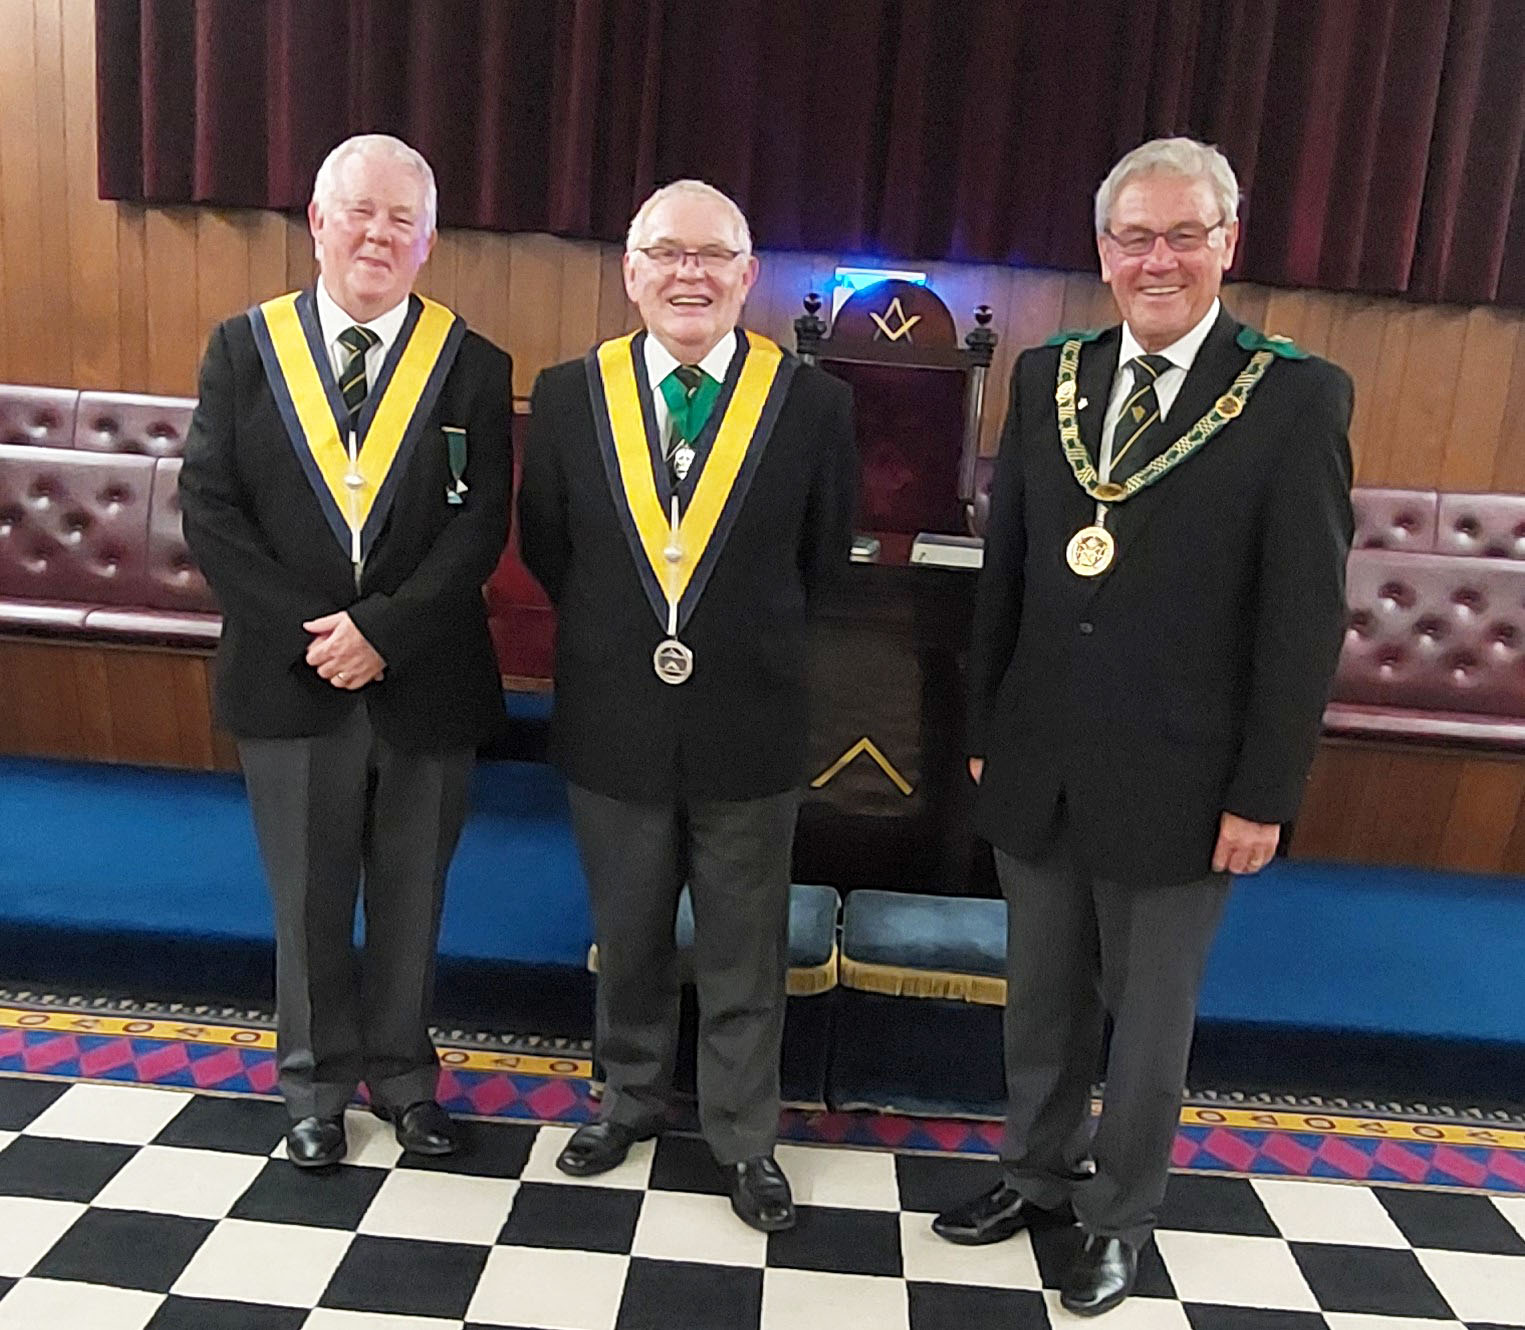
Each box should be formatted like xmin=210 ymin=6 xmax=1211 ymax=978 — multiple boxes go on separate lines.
xmin=0 ymin=636 xmax=237 ymax=772
xmin=1291 ymin=737 xmax=1525 ymax=876
xmin=6 ymin=635 xmax=1525 ymax=880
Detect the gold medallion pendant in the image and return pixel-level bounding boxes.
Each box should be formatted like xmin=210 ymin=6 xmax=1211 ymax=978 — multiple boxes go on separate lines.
xmin=1049 ymin=335 xmax=1280 ymax=578
xmin=1066 ymin=524 xmax=1115 ymax=577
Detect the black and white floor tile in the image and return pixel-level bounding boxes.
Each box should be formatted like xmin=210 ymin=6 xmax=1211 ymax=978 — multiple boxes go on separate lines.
xmin=1 ymin=1076 xmax=1524 ymax=1329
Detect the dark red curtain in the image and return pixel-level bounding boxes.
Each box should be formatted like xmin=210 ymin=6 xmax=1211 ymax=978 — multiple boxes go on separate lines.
xmin=96 ymin=0 xmax=1525 ymax=306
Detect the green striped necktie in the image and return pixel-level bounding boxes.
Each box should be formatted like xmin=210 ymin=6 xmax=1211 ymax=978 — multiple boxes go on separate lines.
xmin=337 ymin=324 xmax=380 ymax=438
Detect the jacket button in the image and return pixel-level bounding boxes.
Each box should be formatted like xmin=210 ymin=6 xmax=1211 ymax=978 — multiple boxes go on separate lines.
xmin=1078 ymin=621 xmax=1094 ymax=635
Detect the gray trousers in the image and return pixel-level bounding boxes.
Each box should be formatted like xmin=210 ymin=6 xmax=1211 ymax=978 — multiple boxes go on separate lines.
xmin=239 ymin=705 xmax=472 ymax=1121
xmin=997 ymin=836 xmax=1229 ymax=1249
xmin=567 ymin=782 xmax=800 ymax=1165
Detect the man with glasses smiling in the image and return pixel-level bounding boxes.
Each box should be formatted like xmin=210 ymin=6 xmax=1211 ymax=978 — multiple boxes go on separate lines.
xmin=934 ymin=138 xmax=1353 ymax=1314
xmin=518 ymin=180 xmax=856 ymax=1231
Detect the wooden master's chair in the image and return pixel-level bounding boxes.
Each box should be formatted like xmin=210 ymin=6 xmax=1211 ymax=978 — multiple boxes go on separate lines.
xmin=794 ymin=281 xmax=997 ymax=562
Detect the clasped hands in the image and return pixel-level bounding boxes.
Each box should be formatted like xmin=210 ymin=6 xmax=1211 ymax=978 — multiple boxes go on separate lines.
xmin=304 ymin=611 xmax=386 ymax=690
xmin=967 ymin=758 xmax=1279 ymax=876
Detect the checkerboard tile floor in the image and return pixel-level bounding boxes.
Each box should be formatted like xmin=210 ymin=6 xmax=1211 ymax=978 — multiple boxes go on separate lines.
xmin=2 ymin=1076 xmax=1524 ymax=1329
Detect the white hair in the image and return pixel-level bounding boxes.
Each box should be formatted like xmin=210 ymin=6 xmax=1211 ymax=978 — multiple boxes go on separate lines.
xmin=1094 ymin=137 xmax=1239 ymax=234
xmin=625 ymin=179 xmax=752 ymax=255
xmin=312 ymin=134 xmax=438 ymax=236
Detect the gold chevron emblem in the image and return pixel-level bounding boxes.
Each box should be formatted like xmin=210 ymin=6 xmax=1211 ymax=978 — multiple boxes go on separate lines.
xmin=868 ymin=297 xmax=922 ymax=343
xmin=810 ymin=737 xmax=913 ymax=796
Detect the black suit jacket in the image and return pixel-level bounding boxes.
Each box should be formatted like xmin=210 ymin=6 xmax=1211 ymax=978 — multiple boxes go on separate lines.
xmin=517 ymin=335 xmax=856 ymax=801
xmin=179 ymin=296 xmax=512 ymax=754
xmin=968 ymin=309 xmax=1353 ymax=884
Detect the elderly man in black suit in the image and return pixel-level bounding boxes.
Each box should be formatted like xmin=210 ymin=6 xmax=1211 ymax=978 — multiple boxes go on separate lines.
xmin=180 ymin=133 xmax=512 ymax=1168
xmin=518 ymin=180 xmax=856 ymax=1232
xmin=934 ymin=137 xmax=1353 ymax=1315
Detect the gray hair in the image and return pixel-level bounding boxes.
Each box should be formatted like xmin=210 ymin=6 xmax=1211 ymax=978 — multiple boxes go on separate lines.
xmin=1094 ymin=137 xmax=1239 ymax=234
xmin=312 ymin=134 xmax=438 ymax=237
xmin=625 ymin=179 xmax=753 ymax=255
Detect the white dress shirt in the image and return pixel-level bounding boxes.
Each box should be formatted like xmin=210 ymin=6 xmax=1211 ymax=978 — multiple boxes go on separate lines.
xmin=643 ymin=330 xmax=737 ymax=447
xmin=1097 ymin=298 xmax=1221 ymax=479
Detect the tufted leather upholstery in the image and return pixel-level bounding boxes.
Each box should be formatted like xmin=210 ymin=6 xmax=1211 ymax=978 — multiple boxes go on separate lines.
xmin=1328 ymin=550 xmax=1525 ymax=747
xmin=0 ymin=387 xmax=212 ymax=645
xmin=1351 ymin=487 xmax=1439 ymax=552
xmin=959 ymin=467 xmax=1525 ymax=749
xmin=1435 ymin=492 xmax=1525 ymax=560
xmin=969 ymin=473 xmax=1450 ymax=554
xmin=0 ymin=444 xmax=155 ymax=619
xmin=0 ymin=600 xmax=91 ymax=632
xmin=73 ymin=456 xmax=222 ymax=646
xmin=81 ymin=605 xmax=220 ymax=646
xmin=1 ymin=381 xmax=524 ymax=663
xmin=0 ymin=385 xmax=79 ymax=450
xmin=7 ymin=377 xmax=1525 ymax=751
xmin=74 ymin=390 xmax=195 ymax=457
xmin=145 ymin=458 xmax=217 ymax=613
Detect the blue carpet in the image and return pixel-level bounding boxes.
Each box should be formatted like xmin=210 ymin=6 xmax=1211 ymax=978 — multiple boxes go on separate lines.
xmin=503 ymin=688 xmax=553 ymax=723
xmin=7 ymin=754 xmax=1525 ymax=1103
xmin=1203 ymin=858 xmax=1525 ymax=1044
xmin=0 ymin=755 xmax=592 ymax=969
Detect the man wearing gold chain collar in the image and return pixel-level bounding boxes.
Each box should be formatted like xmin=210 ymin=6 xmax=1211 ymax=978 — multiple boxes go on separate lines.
xmin=180 ymin=135 xmax=512 ymax=1169
xmin=935 ymin=138 xmax=1353 ymax=1315
xmin=518 ymin=181 xmax=856 ymax=1231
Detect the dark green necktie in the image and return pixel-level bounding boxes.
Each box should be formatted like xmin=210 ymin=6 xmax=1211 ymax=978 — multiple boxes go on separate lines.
xmin=660 ymin=364 xmax=718 ymax=445
xmin=337 ymin=324 xmax=380 ymax=437
xmin=1111 ymin=353 xmax=1173 ymax=481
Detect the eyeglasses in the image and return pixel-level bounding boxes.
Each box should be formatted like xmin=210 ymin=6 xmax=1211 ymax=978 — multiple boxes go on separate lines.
xmin=1101 ymin=219 xmax=1227 ymax=256
xmin=636 ymin=244 xmax=745 ymax=271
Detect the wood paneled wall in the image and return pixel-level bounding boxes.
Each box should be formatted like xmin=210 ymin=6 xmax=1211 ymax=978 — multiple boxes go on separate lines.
xmin=0 ymin=640 xmax=237 ymax=771
xmin=4 ymin=0 xmax=1525 ymax=483
xmin=1291 ymin=742 xmax=1525 ymax=877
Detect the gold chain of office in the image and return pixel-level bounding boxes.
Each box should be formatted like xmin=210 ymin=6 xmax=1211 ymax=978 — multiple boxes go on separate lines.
xmin=1055 ymin=341 xmax=1275 ymax=503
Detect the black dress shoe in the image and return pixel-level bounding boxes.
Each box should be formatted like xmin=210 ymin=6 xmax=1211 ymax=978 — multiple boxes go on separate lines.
xmin=556 ymin=1120 xmax=655 ymax=1177
xmin=727 ymin=1155 xmax=795 ymax=1232
xmin=932 ymin=1181 xmax=1074 ymax=1245
xmin=286 ymin=1115 xmax=346 ymax=1169
xmin=1060 ymin=1234 xmax=1138 ymax=1316
xmin=373 ymin=1100 xmax=458 ymax=1156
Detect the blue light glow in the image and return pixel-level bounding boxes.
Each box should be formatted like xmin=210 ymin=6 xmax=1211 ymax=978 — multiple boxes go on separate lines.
xmin=833 ymin=265 xmax=928 ymax=293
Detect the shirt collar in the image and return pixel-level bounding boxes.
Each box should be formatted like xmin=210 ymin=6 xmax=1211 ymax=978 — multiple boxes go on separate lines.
xmin=643 ymin=329 xmax=737 ymax=388
xmin=1119 ymin=297 xmax=1220 ymax=374
xmin=315 ymin=279 xmax=411 ymax=359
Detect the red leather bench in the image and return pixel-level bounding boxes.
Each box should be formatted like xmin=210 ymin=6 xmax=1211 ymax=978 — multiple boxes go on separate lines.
xmin=1330 ymin=491 xmax=1525 ymax=751
xmin=968 ymin=460 xmax=1525 ymax=755
xmin=0 ymin=388 xmax=218 ymax=645
xmin=8 ymin=377 xmax=1525 ymax=762
xmin=486 ymin=444 xmax=555 ymax=687
xmin=0 ymin=382 xmax=552 ymax=680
